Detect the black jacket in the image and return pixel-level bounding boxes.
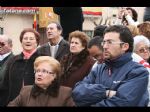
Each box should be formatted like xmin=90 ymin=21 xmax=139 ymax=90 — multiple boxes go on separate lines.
xmin=0 ymin=51 xmax=43 ymax=106
xmin=53 ymin=7 xmax=84 ymax=40
xmin=0 ymin=53 xmax=14 ymax=86
xmin=37 ymin=39 xmax=70 ymax=62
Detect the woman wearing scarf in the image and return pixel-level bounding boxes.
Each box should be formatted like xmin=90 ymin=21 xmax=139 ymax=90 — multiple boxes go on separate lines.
xmin=0 ymin=28 xmax=44 ymax=106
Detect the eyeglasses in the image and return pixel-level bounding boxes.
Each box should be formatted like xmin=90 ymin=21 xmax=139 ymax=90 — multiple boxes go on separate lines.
xmin=23 ymin=37 xmax=36 ymax=41
xmin=136 ymin=47 xmax=150 ymax=53
xmin=101 ymin=40 xmax=125 ymax=46
xmin=0 ymin=42 xmax=5 ymax=47
xmin=34 ymin=69 xmax=55 ymax=76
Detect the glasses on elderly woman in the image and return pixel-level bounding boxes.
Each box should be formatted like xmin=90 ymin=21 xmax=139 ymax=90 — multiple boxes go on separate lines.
xmin=136 ymin=47 xmax=150 ymax=53
xmin=34 ymin=69 xmax=55 ymax=76
xmin=0 ymin=42 xmax=5 ymax=47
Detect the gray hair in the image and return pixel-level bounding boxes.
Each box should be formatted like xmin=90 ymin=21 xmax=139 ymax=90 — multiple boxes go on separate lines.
xmin=133 ymin=35 xmax=150 ymax=51
xmin=0 ymin=34 xmax=13 ymax=47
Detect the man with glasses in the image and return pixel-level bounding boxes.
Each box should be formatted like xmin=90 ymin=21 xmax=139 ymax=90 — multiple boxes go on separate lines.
xmin=72 ymin=25 xmax=149 ymax=106
xmin=0 ymin=35 xmax=14 ymax=86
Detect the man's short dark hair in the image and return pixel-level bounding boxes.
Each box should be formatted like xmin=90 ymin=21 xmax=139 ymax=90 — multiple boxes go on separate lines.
xmin=88 ymin=36 xmax=103 ymax=50
xmin=104 ymin=25 xmax=133 ymax=52
xmin=93 ymin=25 xmax=107 ymax=37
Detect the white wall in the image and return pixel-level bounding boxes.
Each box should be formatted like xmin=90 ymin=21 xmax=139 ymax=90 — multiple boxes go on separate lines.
xmin=0 ymin=14 xmax=33 ymax=54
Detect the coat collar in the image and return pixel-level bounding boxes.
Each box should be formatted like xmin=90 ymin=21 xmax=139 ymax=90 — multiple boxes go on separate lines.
xmin=105 ymin=52 xmax=132 ymax=68
xmin=16 ymin=51 xmax=38 ymax=61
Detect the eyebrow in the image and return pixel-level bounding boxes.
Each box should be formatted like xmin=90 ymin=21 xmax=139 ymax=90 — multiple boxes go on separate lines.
xmin=103 ymin=39 xmax=116 ymax=41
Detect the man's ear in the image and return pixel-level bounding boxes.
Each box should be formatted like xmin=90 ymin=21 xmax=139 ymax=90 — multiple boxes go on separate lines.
xmin=122 ymin=43 xmax=129 ymax=52
xmin=59 ymin=30 xmax=62 ymax=35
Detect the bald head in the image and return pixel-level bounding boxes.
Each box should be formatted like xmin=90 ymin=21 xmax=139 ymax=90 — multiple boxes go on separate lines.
xmin=0 ymin=35 xmax=12 ymax=45
xmin=0 ymin=34 xmax=13 ymax=55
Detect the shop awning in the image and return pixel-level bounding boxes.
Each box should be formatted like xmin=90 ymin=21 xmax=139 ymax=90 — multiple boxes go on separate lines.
xmin=82 ymin=7 xmax=102 ymax=15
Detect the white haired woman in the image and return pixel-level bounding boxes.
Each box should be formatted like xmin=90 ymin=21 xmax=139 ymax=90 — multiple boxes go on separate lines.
xmin=133 ymin=35 xmax=150 ymax=106
xmin=133 ymin=35 xmax=150 ymax=62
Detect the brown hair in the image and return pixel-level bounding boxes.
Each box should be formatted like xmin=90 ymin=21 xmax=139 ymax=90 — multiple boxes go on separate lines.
xmin=138 ymin=21 xmax=150 ymax=40
xmin=19 ymin=28 xmax=40 ymax=45
xmin=69 ymin=30 xmax=90 ymax=49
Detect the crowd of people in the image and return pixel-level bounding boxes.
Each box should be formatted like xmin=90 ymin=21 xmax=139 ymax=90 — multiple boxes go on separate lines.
xmin=0 ymin=7 xmax=150 ymax=107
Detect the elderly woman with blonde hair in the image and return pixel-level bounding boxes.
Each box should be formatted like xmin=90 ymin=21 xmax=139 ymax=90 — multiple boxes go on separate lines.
xmin=8 ymin=56 xmax=75 ymax=106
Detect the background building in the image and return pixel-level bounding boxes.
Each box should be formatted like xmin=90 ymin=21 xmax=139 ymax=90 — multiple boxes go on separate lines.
xmin=0 ymin=7 xmax=145 ymax=54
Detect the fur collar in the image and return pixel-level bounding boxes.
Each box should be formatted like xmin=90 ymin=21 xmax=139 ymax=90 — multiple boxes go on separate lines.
xmin=61 ymin=49 xmax=89 ymax=80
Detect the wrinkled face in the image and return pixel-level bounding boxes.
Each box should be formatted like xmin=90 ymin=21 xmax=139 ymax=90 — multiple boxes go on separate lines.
xmin=46 ymin=23 xmax=61 ymax=40
xmin=88 ymin=45 xmax=103 ymax=61
xmin=135 ymin=41 xmax=150 ymax=61
xmin=102 ymin=32 xmax=128 ymax=60
xmin=70 ymin=37 xmax=85 ymax=54
xmin=21 ymin=32 xmax=37 ymax=52
xmin=34 ymin=62 xmax=56 ymax=89
xmin=0 ymin=38 xmax=12 ymax=55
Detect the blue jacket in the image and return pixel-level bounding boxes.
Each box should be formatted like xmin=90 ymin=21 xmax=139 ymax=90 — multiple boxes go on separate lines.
xmin=72 ymin=52 xmax=149 ymax=107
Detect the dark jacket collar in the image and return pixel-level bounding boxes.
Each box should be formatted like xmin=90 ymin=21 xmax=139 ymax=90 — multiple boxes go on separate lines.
xmin=105 ymin=52 xmax=132 ymax=68
xmin=16 ymin=50 xmax=39 ymax=61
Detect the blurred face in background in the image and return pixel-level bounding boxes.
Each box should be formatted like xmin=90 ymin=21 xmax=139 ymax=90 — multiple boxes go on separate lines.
xmin=88 ymin=45 xmax=103 ymax=61
xmin=46 ymin=23 xmax=61 ymax=40
xmin=21 ymin=32 xmax=38 ymax=53
xmin=70 ymin=37 xmax=85 ymax=54
xmin=135 ymin=41 xmax=150 ymax=61
xmin=0 ymin=35 xmax=12 ymax=55
xmin=127 ymin=9 xmax=133 ymax=17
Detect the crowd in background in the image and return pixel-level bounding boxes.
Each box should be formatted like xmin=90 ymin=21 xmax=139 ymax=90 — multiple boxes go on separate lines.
xmin=0 ymin=7 xmax=150 ymax=107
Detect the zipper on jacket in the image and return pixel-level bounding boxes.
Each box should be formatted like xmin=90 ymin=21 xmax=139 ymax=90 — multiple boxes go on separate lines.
xmin=108 ymin=68 xmax=112 ymax=76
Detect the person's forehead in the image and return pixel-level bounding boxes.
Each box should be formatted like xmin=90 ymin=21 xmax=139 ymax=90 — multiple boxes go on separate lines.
xmin=91 ymin=45 xmax=101 ymax=50
xmin=89 ymin=46 xmax=102 ymax=54
xmin=71 ymin=37 xmax=81 ymax=42
xmin=47 ymin=23 xmax=57 ymax=28
xmin=136 ymin=41 xmax=149 ymax=47
xmin=127 ymin=9 xmax=132 ymax=13
xmin=0 ymin=36 xmax=8 ymax=42
xmin=104 ymin=32 xmax=120 ymax=40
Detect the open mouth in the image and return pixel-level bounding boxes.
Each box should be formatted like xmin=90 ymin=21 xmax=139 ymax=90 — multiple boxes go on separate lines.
xmin=48 ymin=33 xmax=52 ymax=36
xmin=25 ymin=44 xmax=32 ymax=47
xmin=37 ymin=78 xmax=42 ymax=81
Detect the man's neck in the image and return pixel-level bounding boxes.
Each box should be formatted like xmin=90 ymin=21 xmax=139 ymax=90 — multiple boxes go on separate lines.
xmin=49 ymin=36 xmax=61 ymax=45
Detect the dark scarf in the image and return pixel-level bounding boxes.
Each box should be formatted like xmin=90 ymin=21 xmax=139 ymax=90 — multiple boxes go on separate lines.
xmin=30 ymin=78 xmax=60 ymax=98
